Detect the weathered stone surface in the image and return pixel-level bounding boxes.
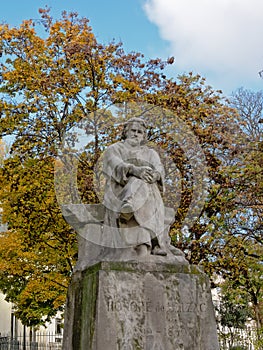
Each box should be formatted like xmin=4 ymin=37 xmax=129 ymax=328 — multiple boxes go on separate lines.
xmin=63 ymin=261 xmax=219 ymax=350
xmin=62 ymin=204 xmax=187 ymax=271
xmin=61 ymin=118 xmax=218 ymax=350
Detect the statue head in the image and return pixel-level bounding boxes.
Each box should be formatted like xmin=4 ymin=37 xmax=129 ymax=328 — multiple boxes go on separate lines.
xmin=122 ymin=117 xmax=147 ymax=145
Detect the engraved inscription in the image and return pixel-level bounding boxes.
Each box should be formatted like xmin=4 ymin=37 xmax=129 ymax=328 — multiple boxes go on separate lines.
xmin=107 ymin=297 xmax=154 ymax=313
xmin=98 ymin=270 xmax=217 ymax=350
xmin=106 ymin=298 xmax=208 ymax=315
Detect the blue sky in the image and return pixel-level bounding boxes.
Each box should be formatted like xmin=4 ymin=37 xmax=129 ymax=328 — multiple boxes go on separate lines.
xmin=2 ymin=0 xmax=263 ymax=96
xmin=1 ymin=0 xmax=167 ymax=57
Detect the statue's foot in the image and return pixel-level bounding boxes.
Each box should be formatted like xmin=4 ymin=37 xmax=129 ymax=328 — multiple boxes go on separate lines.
xmin=119 ymin=203 xmax=134 ymax=221
xmin=135 ymin=244 xmax=149 ymax=257
xmin=151 ymin=246 xmax=167 ymax=256
xmin=168 ymin=245 xmax=185 ymax=257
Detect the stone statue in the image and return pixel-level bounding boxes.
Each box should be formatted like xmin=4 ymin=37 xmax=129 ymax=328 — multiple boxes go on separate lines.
xmin=62 ymin=117 xmax=186 ymax=269
xmin=102 ymin=117 xmax=168 ymax=257
xmin=62 ymin=118 xmax=220 ymax=350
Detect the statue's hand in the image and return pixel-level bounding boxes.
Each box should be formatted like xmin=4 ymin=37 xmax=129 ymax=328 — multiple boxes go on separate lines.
xmin=147 ymin=170 xmax=161 ymax=184
xmin=130 ymin=166 xmax=159 ymax=183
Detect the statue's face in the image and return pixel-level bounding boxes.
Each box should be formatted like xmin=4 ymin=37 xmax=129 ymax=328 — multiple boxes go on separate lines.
xmin=125 ymin=122 xmax=145 ymax=146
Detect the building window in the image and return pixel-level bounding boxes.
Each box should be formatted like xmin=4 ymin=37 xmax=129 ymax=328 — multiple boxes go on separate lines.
xmin=55 ymin=318 xmax=62 ymax=335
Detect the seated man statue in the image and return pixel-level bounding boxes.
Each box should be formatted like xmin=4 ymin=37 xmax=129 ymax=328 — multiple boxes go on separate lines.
xmin=102 ymin=117 xmax=168 ymax=257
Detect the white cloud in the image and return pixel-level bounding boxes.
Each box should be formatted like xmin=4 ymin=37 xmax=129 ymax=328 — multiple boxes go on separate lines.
xmin=143 ymin=0 xmax=263 ymax=94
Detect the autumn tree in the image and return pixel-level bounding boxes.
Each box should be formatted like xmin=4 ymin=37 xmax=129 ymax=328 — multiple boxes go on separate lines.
xmin=0 ymin=8 xmax=174 ymax=326
xmin=201 ymin=88 xmax=263 ymax=348
xmin=0 ymin=8 xmax=255 ymax=329
xmin=220 ymin=88 xmax=263 ymax=345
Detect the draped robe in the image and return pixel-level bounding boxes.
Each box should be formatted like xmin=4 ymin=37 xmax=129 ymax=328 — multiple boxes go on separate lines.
xmin=102 ymin=140 xmax=165 ymax=249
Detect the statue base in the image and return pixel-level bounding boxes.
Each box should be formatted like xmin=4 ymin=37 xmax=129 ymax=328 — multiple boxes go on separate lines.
xmin=62 ymin=261 xmax=219 ymax=350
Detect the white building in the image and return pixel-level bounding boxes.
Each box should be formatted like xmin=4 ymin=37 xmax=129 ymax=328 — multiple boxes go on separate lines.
xmin=0 ymin=292 xmax=63 ymax=349
xmin=0 ymin=293 xmax=12 ymax=336
xmin=211 ymin=281 xmax=256 ymax=350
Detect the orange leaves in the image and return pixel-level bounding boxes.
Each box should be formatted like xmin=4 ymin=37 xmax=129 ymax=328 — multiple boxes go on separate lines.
xmin=13 ymin=272 xmax=67 ymax=326
xmin=0 ymin=156 xmax=76 ymax=326
xmin=1 ymin=8 xmax=257 ymax=327
xmin=0 ymin=7 xmax=174 ymax=163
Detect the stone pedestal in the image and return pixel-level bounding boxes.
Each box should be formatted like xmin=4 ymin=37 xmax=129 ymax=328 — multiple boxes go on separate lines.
xmin=63 ymin=261 xmax=219 ymax=350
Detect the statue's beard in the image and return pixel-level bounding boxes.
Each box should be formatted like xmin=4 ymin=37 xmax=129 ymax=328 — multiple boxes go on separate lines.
xmin=126 ymin=138 xmax=141 ymax=147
